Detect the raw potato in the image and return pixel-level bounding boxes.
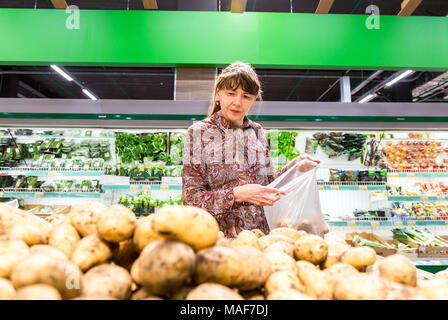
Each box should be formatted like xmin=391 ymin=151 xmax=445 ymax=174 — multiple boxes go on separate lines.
xmin=10 ymin=253 xmax=82 ymax=299
xmin=7 ymin=224 xmax=46 ymax=246
xmin=194 ymin=245 xmax=272 ymax=291
xmin=130 ymin=258 xmax=142 ymax=286
xmin=258 ymin=234 xmax=294 ymax=251
xmin=71 ymin=233 xmax=112 ymax=271
xmin=0 ymin=239 xmax=29 ymax=278
xmin=418 ymin=278 xmax=448 ymax=300
xmin=264 ymin=241 xmax=294 ymax=258
xmin=133 ymin=215 xmax=163 ymax=252
xmin=267 ymin=289 xmax=315 ymax=300
xmin=68 ymin=201 xmax=107 ymax=237
xmin=81 ymin=264 xmax=132 ymax=300
xmin=333 ymin=273 xmax=389 ymax=300
xmin=139 ymin=240 xmax=196 ymax=296
xmin=73 ymin=295 xmax=117 ymax=300
xmin=215 ymin=237 xmax=233 ymax=247
xmin=385 ymin=280 xmax=428 ymax=300
xmin=321 ymin=251 xmax=341 ymax=269
xmin=250 ymin=229 xmax=265 ymax=238
xmin=293 ymin=234 xmax=328 ymax=265
xmin=0 ymin=278 xmax=15 ymax=300
xmin=14 ymin=284 xmax=62 ymax=300
xmin=150 ymin=205 xmax=219 ymax=251
xmin=48 ymin=224 xmax=81 ymax=258
xmin=323 ymin=263 xmax=359 ymax=279
xmin=270 ymin=227 xmax=306 ymax=242
xmin=232 ymin=230 xmax=261 ymax=250
xmin=186 ymin=283 xmax=243 ymax=300
xmin=131 ymin=287 xmax=163 ymax=300
xmin=264 ymin=251 xmax=297 ymax=274
xmin=169 ymin=285 xmax=195 ymax=300
xmin=265 ymin=271 xmax=305 ymax=297
xmin=239 ymin=289 xmax=265 ymax=300
xmin=340 ymin=247 xmax=376 ymax=272
xmin=378 ymin=254 xmax=417 ymax=287
xmin=295 ymin=266 xmax=333 ymax=300
xmin=97 ymin=204 xmax=137 ymax=243
xmin=30 ymin=245 xmax=68 ymax=261
xmin=325 ymin=238 xmax=351 ymax=256
xmin=112 ymin=238 xmax=139 ymax=270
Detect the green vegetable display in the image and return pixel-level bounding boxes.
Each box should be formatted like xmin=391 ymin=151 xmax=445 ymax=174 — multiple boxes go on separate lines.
xmin=392 ymin=227 xmax=448 ymax=247
xmin=268 ymin=131 xmax=300 ymax=162
xmin=119 ymin=193 xmax=183 ymax=217
xmin=115 ymin=132 xmax=169 ymax=164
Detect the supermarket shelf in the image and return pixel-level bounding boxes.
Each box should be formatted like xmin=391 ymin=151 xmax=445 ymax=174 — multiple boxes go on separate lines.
xmin=318 ymin=184 xmax=386 ymax=191
xmin=0 ymin=134 xmax=115 ymax=140
xmin=388 ymin=196 xmax=448 ymax=202
xmin=388 ymin=170 xmax=448 ymax=178
xmin=0 ymin=168 xmax=104 ymax=177
xmin=102 ymin=184 xmax=182 ymax=191
xmin=328 ymin=220 xmax=448 ymax=227
xmin=0 ymin=191 xmax=101 ymax=198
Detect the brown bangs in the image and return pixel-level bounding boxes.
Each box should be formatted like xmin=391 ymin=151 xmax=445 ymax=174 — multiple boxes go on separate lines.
xmin=218 ymin=72 xmax=260 ymax=96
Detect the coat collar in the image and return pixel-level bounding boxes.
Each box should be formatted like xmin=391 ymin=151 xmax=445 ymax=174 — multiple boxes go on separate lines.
xmin=210 ymin=111 xmax=252 ymax=132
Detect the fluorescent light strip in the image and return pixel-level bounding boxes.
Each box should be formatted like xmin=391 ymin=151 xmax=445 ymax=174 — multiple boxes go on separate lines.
xmin=359 ymin=93 xmax=377 ymax=104
xmin=50 ymin=65 xmax=73 ymax=81
xmin=385 ymin=70 xmax=414 ymax=87
xmin=82 ymin=88 xmax=98 ymax=100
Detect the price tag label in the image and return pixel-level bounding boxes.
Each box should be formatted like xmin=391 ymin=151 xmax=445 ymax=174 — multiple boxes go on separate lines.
xmin=392 ymin=174 xmax=399 ymax=178
xmin=0 ymin=172 xmax=6 ymax=176
xmin=48 ymin=172 xmax=56 ymax=177
xmin=360 ymin=186 xmax=368 ymax=191
xmin=331 ymin=186 xmax=339 ymax=191
xmin=130 ymin=186 xmax=139 ymax=191
xmin=372 ymin=222 xmax=380 ymax=227
xmin=318 ymin=187 xmax=324 ymax=191
xmin=395 ymin=221 xmax=403 ymax=227
xmin=161 ymin=186 xmax=169 ymax=190
xmin=0 ymin=193 xmax=3 ymax=198
xmin=438 ymin=196 xmax=445 ymax=201
xmin=421 ymin=197 xmax=429 ymax=201
xmin=348 ymin=221 xmax=356 ymax=227
xmin=34 ymin=193 xmax=44 ymax=198
xmin=143 ymin=186 xmax=151 ymax=191
xmin=408 ymin=173 xmax=415 ymax=178
xmin=408 ymin=221 xmax=416 ymax=226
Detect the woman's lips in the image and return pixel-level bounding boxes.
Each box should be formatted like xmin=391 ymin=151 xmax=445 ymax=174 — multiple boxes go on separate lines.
xmin=230 ymin=110 xmax=240 ymax=114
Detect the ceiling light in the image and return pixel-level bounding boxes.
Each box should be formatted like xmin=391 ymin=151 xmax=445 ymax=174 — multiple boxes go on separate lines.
xmin=359 ymin=93 xmax=377 ymax=104
xmin=50 ymin=65 xmax=73 ymax=81
xmin=82 ymin=88 xmax=98 ymax=100
xmin=385 ymin=70 xmax=414 ymax=87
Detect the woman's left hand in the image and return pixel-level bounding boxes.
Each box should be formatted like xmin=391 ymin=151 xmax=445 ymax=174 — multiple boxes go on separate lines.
xmin=287 ymin=155 xmax=320 ymax=172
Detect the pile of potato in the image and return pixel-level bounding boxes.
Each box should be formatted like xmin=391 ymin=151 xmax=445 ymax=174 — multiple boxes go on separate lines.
xmin=1 ymin=202 xmax=448 ymax=300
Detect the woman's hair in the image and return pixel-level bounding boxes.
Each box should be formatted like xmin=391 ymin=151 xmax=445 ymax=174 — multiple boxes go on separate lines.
xmin=206 ymin=61 xmax=263 ymax=118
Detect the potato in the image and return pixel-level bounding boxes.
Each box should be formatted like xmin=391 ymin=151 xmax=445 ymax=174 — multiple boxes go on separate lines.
xmin=295 ymin=266 xmax=333 ymax=300
xmin=131 ymin=287 xmax=163 ymax=300
xmin=48 ymin=223 xmax=80 ymax=258
xmin=218 ymin=231 xmax=225 ymax=238
xmin=97 ymin=204 xmax=136 ymax=243
xmin=68 ymin=201 xmax=107 ymax=237
xmin=73 ymin=295 xmax=117 ymax=300
xmin=111 ymin=238 xmax=139 ymax=270
xmin=14 ymin=284 xmax=62 ymax=300
xmin=258 ymin=234 xmax=294 ymax=251
xmin=30 ymin=245 xmax=68 ymax=261
xmin=194 ymin=245 xmax=272 ymax=291
xmin=7 ymin=224 xmax=46 ymax=246
xmin=264 ymin=251 xmax=297 ymax=274
xmin=133 ymin=215 xmax=163 ymax=252
xmin=435 ymin=269 xmax=448 ymax=280
xmin=130 ymin=258 xmax=142 ymax=286
xmin=0 ymin=278 xmax=15 ymax=300
xmin=250 ymin=229 xmax=265 ymax=238
xmin=264 ymin=241 xmax=294 ymax=258
xmin=325 ymin=238 xmax=352 ymax=255
xmin=294 ymin=235 xmax=328 ymax=265
xmin=267 ymin=289 xmax=315 ymax=300
xmin=186 ymin=283 xmax=243 ymax=300
xmin=265 ymin=271 xmax=304 ymax=297
xmin=321 ymin=251 xmax=341 ymax=269
xmin=418 ymin=278 xmax=448 ymax=300
xmin=270 ymin=228 xmax=306 ymax=242
xmin=275 ymin=218 xmax=299 ymax=230
xmin=71 ymin=233 xmax=112 ymax=272
xmin=377 ymin=254 xmax=417 ymax=287
xmin=232 ymin=230 xmax=261 ymax=250
xmin=215 ymin=237 xmax=233 ymax=247
xmin=384 ymin=279 xmax=428 ymax=300
xmin=333 ymin=273 xmax=388 ymax=300
xmin=81 ymin=264 xmax=132 ymax=300
xmin=340 ymin=247 xmax=376 ymax=272
xmin=323 ymin=263 xmax=359 ymax=279
xmin=169 ymin=285 xmax=195 ymax=300
xmin=150 ymin=205 xmax=219 ymax=251
xmin=239 ymin=289 xmax=265 ymax=300
xmin=0 ymin=239 xmax=29 ymax=278
xmin=139 ymin=240 xmax=196 ymax=296
xmin=10 ymin=253 xmax=82 ymax=299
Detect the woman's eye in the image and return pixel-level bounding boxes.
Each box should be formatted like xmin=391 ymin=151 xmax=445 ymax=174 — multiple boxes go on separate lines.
xmin=227 ymin=92 xmax=234 ymax=96
xmin=244 ymin=95 xmax=250 ymax=99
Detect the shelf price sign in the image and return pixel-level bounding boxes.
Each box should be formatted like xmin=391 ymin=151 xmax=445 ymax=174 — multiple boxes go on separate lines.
xmin=394 ymin=221 xmax=403 ymax=227
xmin=421 ymin=197 xmax=429 ymax=202
xmin=130 ymin=186 xmax=139 ymax=191
xmin=360 ymin=186 xmax=368 ymax=191
xmin=161 ymin=186 xmax=169 ymax=190
xmin=0 ymin=192 xmax=3 ymax=198
xmin=318 ymin=187 xmax=324 ymax=191
xmin=48 ymin=172 xmax=56 ymax=177
xmin=34 ymin=193 xmax=44 ymax=198
xmin=143 ymin=186 xmax=151 ymax=191
xmin=371 ymin=221 xmax=380 ymax=228
xmin=348 ymin=221 xmax=356 ymax=227
xmin=408 ymin=221 xmax=416 ymax=226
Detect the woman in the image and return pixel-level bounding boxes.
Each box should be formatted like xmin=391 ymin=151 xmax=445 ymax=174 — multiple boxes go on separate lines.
xmin=182 ymin=62 xmax=320 ymax=237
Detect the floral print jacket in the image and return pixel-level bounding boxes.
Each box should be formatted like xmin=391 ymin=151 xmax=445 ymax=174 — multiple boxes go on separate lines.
xmin=182 ymin=111 xmax=288 ymax=238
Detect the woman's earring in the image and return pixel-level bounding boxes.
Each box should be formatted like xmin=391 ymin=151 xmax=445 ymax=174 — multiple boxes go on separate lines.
xmin=215 ymin=101 xmax=220 ymax=107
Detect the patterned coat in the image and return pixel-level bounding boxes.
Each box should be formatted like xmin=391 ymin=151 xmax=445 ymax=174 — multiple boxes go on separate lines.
xmin=182 ymin=111 xmax=288 ymax=238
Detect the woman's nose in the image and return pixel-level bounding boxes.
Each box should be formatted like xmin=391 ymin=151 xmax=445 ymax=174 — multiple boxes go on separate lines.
xmin=233 ymin=94 xmax=242 ymax=106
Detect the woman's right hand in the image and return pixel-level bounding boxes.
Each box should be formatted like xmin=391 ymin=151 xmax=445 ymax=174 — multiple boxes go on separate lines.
xmin=233 ymin=184 xmax=286 ymax=207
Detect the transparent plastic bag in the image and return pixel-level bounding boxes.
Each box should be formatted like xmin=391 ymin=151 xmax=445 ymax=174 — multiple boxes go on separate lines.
xmin=264 ymin=163 xmax=328 ymax=237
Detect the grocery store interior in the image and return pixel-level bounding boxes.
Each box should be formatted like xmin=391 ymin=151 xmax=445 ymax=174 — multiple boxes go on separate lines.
xmin=1 ymin=0 xmax=448 ymax=301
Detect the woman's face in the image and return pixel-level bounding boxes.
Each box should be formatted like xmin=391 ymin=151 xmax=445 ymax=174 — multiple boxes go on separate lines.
xmin=216 ymin=87 xmax=257 ymax=127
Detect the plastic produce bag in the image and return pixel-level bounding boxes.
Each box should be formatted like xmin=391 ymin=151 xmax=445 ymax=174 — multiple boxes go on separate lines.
xmin=264 ymin=163 xmax=328 ymax=237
